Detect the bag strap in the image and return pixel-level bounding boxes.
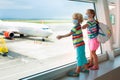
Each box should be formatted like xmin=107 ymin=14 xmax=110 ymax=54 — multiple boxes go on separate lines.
xmin=97 ymin=24 xmax=106 ymax=36
xmin=89 ymin=23 xmax=106 ymax=36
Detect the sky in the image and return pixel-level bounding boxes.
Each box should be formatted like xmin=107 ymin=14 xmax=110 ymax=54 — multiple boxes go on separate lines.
xmin=0 ymin=0 xmax=94 ymax=19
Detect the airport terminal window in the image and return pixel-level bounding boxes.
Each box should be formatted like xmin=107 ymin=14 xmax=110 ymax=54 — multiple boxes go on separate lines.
xmin=0 ymin=0 xmax=102 ymax=78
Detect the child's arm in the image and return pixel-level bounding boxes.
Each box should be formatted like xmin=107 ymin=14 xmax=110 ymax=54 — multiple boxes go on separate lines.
xmin=57 ymin=32 xmax=72 ymax=40
xmin=82 ymin=24 xmax=89 ymax=29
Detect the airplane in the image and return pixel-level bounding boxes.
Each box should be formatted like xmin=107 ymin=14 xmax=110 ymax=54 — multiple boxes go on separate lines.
xmin=0 ymin=20 xmax=53 ymax=41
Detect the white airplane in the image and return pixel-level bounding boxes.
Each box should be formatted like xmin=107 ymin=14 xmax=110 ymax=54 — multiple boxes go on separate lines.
xmin=0 ymin=20 xmax=53 ymax=41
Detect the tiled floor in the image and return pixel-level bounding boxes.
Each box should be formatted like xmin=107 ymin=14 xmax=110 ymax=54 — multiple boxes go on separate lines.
xmin=58 ymin=55 xmax=120 ymax=80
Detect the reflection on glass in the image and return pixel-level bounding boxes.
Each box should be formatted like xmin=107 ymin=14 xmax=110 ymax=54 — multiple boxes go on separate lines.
xmin=110 ymin=14 xmax=115 ymax=25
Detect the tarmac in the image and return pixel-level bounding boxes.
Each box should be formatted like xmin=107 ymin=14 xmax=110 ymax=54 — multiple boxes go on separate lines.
xmin=0 ymin=23 xmax=101 ymax=80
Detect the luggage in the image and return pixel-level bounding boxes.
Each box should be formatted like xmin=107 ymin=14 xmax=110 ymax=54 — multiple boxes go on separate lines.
xmin=0 ymin=37 xmax=8 ymax=56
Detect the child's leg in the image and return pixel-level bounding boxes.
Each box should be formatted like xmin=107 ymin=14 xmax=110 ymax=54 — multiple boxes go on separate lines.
xmin=84 ymin=64 xmax=89 ymax=70
xmin=88 ymin=39 xmax=93 ymax=66
xmin=89 ymin=38 xmax=99 ymax=69
xmin=75 ymin=66 xmax=81 ymax=73
xmin=88 ymin=52 xmax=93 ymax=66
xmin=76 ymin=45 xmax=88 ymax=72
xmin=90 ymin=50 xmax=99 ymax=70
xmin=89 ymin=53 xmax=93 ymax=63
xmin=92 ymin=50 xmax=98 ymax=67
xmin=67 ymin=45 xmax=85 ymax=77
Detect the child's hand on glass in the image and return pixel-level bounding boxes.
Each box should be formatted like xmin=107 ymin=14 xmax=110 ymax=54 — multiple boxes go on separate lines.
xmin=56 ymin=35 xmax=63 ymax=40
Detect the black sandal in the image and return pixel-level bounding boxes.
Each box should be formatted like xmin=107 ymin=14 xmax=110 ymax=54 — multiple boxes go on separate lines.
xmin=67 ymin=71 xmax=79 ymax=77
xmin=81 ymin=68 xmax=89 ymax=73
xmin=80 ymin=67 xmax=89 ymax=73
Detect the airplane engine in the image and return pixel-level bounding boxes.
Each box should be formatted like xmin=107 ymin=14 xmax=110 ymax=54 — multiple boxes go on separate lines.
xmin=3 ymin=31 xmax=14 ymax=39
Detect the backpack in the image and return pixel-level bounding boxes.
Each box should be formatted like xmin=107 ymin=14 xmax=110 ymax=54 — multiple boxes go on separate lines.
xmin=96 ymin=22 xmax=112 ymax=43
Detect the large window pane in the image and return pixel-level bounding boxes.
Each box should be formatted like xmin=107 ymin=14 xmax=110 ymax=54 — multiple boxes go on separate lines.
xmin=0 ymin=0 xmax=101 ymax=79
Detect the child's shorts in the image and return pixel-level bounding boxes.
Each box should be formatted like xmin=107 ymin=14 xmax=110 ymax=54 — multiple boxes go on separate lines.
xmin=76 ymin=45 xmax=87 ymax=66
xmin=88 ymin=38 xmax=100 ymax=51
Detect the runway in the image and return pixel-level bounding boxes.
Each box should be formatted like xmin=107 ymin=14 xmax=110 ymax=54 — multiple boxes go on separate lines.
xmin=0 ymin=23 xmax=101 ymax=80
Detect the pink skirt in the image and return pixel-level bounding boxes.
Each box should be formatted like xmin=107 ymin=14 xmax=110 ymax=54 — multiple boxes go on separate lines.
xmin=88 ymin=38 xmax=100 ymax=51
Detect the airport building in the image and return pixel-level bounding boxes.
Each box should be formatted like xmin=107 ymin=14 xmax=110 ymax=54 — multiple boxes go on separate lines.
xmin=0 ymin=0 xmax=120 ymax=80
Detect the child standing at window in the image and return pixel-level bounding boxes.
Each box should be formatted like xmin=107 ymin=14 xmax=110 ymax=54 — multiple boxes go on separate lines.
xmin=82 ymin=9 xmax=100 ymax=70
xmin=57 ymin=13 xmax=89 ymax=77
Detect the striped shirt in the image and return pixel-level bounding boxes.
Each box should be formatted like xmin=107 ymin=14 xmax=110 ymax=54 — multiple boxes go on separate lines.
xmin=87 ymin=20 xmax=98 ymax=39
xmin=71 ymin=24 xmax=85 ymax=48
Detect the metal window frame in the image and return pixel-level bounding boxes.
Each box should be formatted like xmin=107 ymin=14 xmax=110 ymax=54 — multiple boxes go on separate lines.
xmin=69 ymin=0 xmax=97 ymax=3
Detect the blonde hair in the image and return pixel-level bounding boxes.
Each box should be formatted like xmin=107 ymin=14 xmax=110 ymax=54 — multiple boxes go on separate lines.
xmin=72 ymin=13 xmax=83 ymax=23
